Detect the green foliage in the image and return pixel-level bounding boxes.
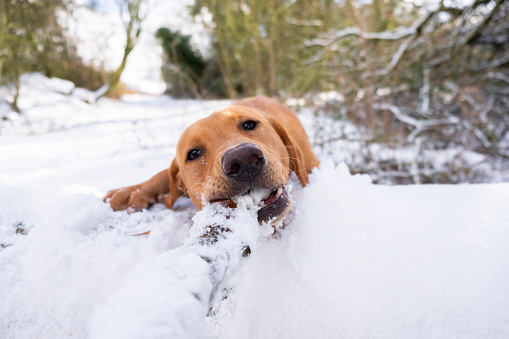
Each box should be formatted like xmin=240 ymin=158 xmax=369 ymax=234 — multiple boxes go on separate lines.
xmin=156 ymin=27 xmax=225 ymax=98
xmin=156 ymin=28 xmax=206 ymax=83
xmin=1 ymin=0 xmax=60 ymax=83
xmin=190 ymin=0 xmax=352 ymax=98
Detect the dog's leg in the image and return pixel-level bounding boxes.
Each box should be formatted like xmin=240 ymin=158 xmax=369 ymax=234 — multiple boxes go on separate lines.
xmin=103 ymin=169 xmax=170 ymax=212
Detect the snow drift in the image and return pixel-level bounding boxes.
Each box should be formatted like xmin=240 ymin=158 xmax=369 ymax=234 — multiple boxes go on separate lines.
xmin=1 ymin=162 xmax=508 ymax=338
xmin=1 ymin=74 xmax=509 ymax=338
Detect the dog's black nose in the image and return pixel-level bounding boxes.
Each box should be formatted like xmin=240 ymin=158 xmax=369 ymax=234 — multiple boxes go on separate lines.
xmin=222 ymin=143 xmax=265 ymax=182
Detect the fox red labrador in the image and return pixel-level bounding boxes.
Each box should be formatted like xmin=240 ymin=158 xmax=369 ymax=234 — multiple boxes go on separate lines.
xmin=104 ymin=96 xmax=320 ymax=224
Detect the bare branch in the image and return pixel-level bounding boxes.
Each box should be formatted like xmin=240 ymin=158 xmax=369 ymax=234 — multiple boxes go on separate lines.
xmin=487 ymin=72 xmax=509 ymax=85
xmin=387 ymin=35 xmax=415 ymax=71
xmin=305 ymin=11 xmax=435 ymax=47
xmin=477 ymin=54 xmax=509 ymax=71
xmin=420 ymin=68 xmax=431 ymax=115
xmin=464 ymin=0 xmax=505 ymax=45
xmin=373 ymin=103 xmax=460 ymax=142
xmin=286 ymin=18 xmax=322 ymax=26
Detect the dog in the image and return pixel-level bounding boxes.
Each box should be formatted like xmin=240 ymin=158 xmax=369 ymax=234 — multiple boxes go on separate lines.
xmin=104 ymin=96 xmax=320 ymax=225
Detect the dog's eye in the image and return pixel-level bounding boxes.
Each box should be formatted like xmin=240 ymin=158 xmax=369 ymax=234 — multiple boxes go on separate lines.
xmin=187 ymin=149 xmax=203 ymax=161
xmin=242 ymin=120 xmax=257 ymax=131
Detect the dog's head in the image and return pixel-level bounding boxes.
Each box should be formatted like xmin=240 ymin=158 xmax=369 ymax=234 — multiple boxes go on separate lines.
xmin=163 ymin=105 xmax=309 ymax=224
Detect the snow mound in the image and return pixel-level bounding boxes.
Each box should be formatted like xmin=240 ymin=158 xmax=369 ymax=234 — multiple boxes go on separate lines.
xmin=1 ymin=162 xmax=509 ymax=338
xmin=207 ymin=161 xmax=509 ymax=338
xmin=90 ymin=201 xmax=261 ymax=339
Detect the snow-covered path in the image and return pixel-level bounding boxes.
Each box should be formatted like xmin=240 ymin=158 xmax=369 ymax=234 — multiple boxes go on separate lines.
xmin=1 ymin=79 xmax=508 ymax=338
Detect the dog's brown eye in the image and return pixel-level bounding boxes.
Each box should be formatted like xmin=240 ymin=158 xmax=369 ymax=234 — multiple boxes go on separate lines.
xmin=242 ymin=120 xmax=257 ymax=131
xmin=187 ymin=149 xmax=202 ymax=161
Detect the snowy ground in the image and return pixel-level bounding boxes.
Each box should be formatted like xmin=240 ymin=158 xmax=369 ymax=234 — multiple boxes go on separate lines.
xmin=1 ymin=75 xmax=509 ymax=338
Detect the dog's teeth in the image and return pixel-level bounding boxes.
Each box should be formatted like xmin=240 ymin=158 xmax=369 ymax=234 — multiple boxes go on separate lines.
xmin=258 ymin=188 xmax=283 ymax=207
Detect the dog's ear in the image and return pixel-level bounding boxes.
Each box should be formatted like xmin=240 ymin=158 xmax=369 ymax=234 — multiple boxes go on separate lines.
xmin=163 ymin=157 xmax=186 ymax=209
xmin=268 ymin=117 xmax=309 ymax=186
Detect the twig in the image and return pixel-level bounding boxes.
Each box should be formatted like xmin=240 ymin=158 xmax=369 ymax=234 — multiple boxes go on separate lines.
xmin=373 ymin=103 xmax=459 ymax=142
xmin=464 ymin=0 xmax=505 ymax=45
xmin=90 ymin=205 xmax=260 ymax=338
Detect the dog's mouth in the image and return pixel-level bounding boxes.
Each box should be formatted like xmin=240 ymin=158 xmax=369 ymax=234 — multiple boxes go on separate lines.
xmin=257 ymin=187 xmax=290 ymax=223
xmin=211 ymin=187 xmax=291 ymax=224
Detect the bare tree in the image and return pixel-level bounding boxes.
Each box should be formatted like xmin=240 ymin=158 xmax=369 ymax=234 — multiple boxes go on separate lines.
xmin=305 ymin=0 xmax=509 ymax=183
xmin=96 ymin=0 xmax=146 ymax=100
xmin=0 ymin=0 xmax=7 ymax=83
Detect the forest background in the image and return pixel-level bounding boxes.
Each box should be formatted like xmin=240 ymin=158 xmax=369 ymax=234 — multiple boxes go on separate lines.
xmin=1 ymin=0 xmax=508 ymax=184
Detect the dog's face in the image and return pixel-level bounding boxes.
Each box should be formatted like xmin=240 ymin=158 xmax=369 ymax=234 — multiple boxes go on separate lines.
xmin=166 ymin=105 xmax=300 ymax=224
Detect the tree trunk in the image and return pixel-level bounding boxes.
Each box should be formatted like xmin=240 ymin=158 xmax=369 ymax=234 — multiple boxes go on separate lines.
xmin=101 ymin=43 xmax=133 ymax=98
xmin=96 ymin=0 xmax=144 ymax=101
xmin=215 ymin=14 xmax=236 ymax=99
xmin=11 ymin=72 xmax=21 ymax=113
xmin=0 ymin=0 xmax=8 ymax=83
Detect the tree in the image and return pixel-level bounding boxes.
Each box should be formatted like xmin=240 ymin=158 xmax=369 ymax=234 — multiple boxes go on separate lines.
xmin=191 ymin=0 xmax=338 ymax=98
xmin=0 ymin=0 xmax=7 ymax=82
xmin=0 ymin=0 xmax=72 ymax=111
xmin=188 ymin=0 xmax=508 ymax=183
xmin=97 ymin=0 xmax=145 ymax=99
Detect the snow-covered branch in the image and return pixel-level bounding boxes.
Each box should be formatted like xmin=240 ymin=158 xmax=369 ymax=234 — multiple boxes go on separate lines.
xmin=303 ymin=10 xmax=437 ymax=75
xmin=305 ymin=11 xmax=435 ymax=47
xmin=477 ymin=54 xmax=509 ymax=71
xmin=286 ymin=18 xmax=322 ymax=26
xmin=387 ymin=35 xmax=415 ymax=71
xmin=464 ymin=0 xmax=505 ymax=45
xmin=373 ymin=103 xmax=459 ymax=142
xmin=89 ymin=204 xmax=262 ymax=338
xmin=487 ymin=72 xmax=509 ymax=85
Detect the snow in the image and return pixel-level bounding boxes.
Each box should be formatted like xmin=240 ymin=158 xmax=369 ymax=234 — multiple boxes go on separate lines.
xmin=208 ymin=162 xmax=509 ymax=338
xmin=1 ymin=74 xmax=509 ymax=338
xmin=89 ymin=201 xmax=261 ymax=339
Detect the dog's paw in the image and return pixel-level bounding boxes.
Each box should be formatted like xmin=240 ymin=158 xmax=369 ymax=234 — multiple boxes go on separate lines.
xmin=103 ymin=185 xmax=160 ymax=212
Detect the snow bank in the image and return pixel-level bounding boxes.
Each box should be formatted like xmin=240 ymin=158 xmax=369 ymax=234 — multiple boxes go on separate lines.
xmin=0 ymin=189 xmax=193 ymax=338
xmin=1 ymin=162 xmax=508 ymax=338
xmin=208 ymin=162 xmax=509 ymax=338
xmin=89 ymin=200 xmax=261 ymax=339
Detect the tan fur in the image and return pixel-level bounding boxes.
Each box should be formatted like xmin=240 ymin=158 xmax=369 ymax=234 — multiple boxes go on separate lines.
xmin=104 ymin=96 xmax=320 ymax=214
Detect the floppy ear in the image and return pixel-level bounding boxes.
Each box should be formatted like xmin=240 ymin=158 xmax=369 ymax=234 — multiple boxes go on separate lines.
xmin=268 ymin=117 xmax=310 ymax=186
xmin=163 ymin=157 xmax=186 ymax=209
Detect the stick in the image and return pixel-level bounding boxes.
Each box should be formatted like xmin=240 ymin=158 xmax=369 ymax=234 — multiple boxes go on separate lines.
xmin=89 ymin=204 xmax=260 ymax=338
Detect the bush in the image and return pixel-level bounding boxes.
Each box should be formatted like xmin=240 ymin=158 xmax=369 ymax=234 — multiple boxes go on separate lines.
xmin=156 ymin=27 xmax=226 ymax=98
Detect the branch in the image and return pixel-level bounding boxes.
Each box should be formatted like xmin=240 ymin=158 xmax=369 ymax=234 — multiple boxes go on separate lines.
xmin=477 ymin=54 xmax=509 ymax=71
xmin=420 ymin=68 xmax=431 ymax=115
xmin=286 ymin=18 xmax=322 ymax=26
xmin=387 ymin=35 xmax=415 ymax=71
xmin=461 ymin=120 xmax=492 ymax=148
xmin=305 ymin=11 xmax=435 ymax=47
xmin=487 ymin=72 xmax=509 ymax=85
xmin=89 ymin=204 xmax=261 ymax=338
xmin=373 ymin=103 xmax=460 ymax=142
xmin=464 ymin=0 xmax=505 ymax=45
